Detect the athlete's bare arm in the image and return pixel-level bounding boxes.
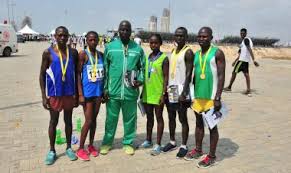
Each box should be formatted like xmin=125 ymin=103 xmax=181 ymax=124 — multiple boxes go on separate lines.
xmin=39 ymin=49 xmax=51 ymax=110
xmin=214 ymin=49 xmax=226 ymax=111
xmin=180 ymin=49 xmax=194 ymax=101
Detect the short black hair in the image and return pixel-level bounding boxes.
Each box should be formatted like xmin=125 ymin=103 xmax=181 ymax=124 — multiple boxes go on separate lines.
xmin=55 ymin=26 xmax=69 ymax=34
xmin=86 ymin=31 xmax=99 ymax=38
xmin=150 ymin=33 xmax=163 ymax=45
xmin=119 ymin=20 xmax=132 ymax=30
xmin=241 ymin=28 xmax=247 ymax=33
xmin=200 ymin=26 xmax=213 ymax=36
xmin=175 ymin=27 xmax=188 ymax=35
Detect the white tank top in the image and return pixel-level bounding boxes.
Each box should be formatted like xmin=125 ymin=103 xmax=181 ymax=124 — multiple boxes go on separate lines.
xmin=239 ymin=37 xmax=253 ymax=62
xmin=168 ymin=45 xmax=190 ymax=90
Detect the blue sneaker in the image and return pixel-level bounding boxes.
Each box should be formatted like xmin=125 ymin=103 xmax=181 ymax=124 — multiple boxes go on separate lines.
xmin=139 ymin=140 xmax=153 ymax=149
xmin=150 ymin=144 xmax=162 ymax=156
xmin=45 ymin=151 xmax=57 ymax=165
xmin=66 ymin=148 xmax=77 ymax=161
xmin=162 ymin=142 xmax=177 ymax=152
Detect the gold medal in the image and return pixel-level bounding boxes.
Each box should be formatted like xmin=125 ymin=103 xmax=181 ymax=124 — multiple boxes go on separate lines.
xmin=200 ymin=73 xmax=206 ymax=79
xmin=56 ymin=44 xmax=69 ymax=83
xmin=171 ymin=73 xmax=175 ymax=79
xmin=199 ymin=46 xmax=212 ymax=81
xmin=91 ymin=71 xmax=97 ymax=82
xmin=87 ymin=48 xmax=98 ymax=83
xmin=91 ymin=77 xmax=97 ymax=82
xmin=170 ymin=45 xmax=188 ymax=80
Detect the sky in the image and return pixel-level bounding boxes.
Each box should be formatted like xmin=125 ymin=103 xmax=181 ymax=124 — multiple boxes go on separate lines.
xmin=0 ymin=0 xmax=290 ymax=42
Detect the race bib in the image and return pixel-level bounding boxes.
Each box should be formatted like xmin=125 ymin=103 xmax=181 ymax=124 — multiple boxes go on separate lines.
xmin=168 ymin=85 xmax=191 ymax=103
xmin=168 ymin=85 xmax=179 ymax=103
xmin=86 ymin=64 xmax=104 ymax=82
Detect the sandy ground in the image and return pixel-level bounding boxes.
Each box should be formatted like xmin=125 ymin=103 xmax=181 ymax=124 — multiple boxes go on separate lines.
xmin=0 ymin=42 xmax=291 ymax=173
xmin=155 ymin=43 xmax=291 ymax=60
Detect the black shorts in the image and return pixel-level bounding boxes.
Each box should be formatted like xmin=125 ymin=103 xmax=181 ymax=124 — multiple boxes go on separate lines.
xmin=166 ymin=100 xmax=191 ymax=111
xmin=85 ymin=96 xmax=101 ymax=102
xmin=233 ymin=61 xmax=249 ymax=73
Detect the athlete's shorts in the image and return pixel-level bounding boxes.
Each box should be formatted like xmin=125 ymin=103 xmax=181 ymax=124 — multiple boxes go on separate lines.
xmin=233 ymin=61 xmax=249 ymax=73
xmin=166 ymin=100 xmax=191 ymax=111
xmin=191 ymin=99 xmax=214 ymax=113
xmin=84 ymin=96 xmax=102 ymax=102
xmin=49 ymin=96 xmax=75 ymax=112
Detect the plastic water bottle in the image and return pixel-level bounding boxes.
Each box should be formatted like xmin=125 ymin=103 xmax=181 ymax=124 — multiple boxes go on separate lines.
xmin=56 ymin=129 xmax=66 ymax=145
xmin=76 ymin=117 xmax=82 ymax=133
xmin=71 ymin=134 xmax=79 ymax=145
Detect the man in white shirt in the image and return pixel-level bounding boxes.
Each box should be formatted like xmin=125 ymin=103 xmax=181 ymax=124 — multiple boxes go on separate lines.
xmin=134 ymin=34 xmax=142 ymax=46
xmin=224 ymin=28 xmax=259 ymax=96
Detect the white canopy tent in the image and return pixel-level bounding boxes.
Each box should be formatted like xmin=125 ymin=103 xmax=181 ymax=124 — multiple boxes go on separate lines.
xmin=49 ymin=29 xmax=55 ymax=35
xmin=18 ymin=25 xmax=39 ymax=35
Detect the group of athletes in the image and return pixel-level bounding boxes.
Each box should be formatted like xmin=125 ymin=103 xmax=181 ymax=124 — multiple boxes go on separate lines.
xmin=39 ymin=20 xmax=259 ymax=168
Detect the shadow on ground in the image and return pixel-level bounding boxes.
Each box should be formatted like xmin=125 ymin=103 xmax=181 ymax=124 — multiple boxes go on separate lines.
xmin=0 ymin=54 xmax=28 ymax=59
xmin=91 ymin=131 xmax=239 ymax=162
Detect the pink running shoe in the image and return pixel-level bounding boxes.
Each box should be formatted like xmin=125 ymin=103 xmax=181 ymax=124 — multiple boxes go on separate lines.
xmin=88 ymin=145 xmax=99 ymax=157
xmin=76 ymin=149 xmax=90 ymax=161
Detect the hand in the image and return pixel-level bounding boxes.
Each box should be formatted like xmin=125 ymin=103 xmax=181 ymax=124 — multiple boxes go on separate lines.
xmin=163 ymin=92 xmax=169 ymax=103
xmin=133 ymin=80 xmax=142 ymax=88
xmin=213 ymin=111 xmax=222 ymax=120
xmin=214 ymin=100 xmax=221 ymax=112
xmin=78 ymin=95 xmax=85 ymax=106
xmin=42 ymin=96 xmax=50 ymax=110
xmin=102 ymin=92 xmax=109 ymax=103
xmin=73 ymin=95 xmax=79 ymax=107
xmin=178 ymin=94 xmax=186 ymax=102
xmin=254 ymin=61 xmax=259 ymax=67
xmin=159 ymin=95 xmax=165 ymax=105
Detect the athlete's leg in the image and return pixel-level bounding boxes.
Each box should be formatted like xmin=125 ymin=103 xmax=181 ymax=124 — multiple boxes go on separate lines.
xmin=243 ymin=72 xmax=251 ymax=93
xmin=226 ymin=72 xmax=237 ymax=90
xmin=209 ymin=126 xmax=219 ymax=157
xmin=79 ymin=101 xmax=94 ymax=149
xmin=102 ymin=99 xmax=121 ymax=146
xmin=121 ymin=100 xmax=137 ymax=145
xmin=166 ymin=103 xmax=177 ymax=141
xmin=195 ymin=112 xmax=204 ymax=152
xmin=154 ymin=104 xmax=164 ymax=145
xmin=177 ymin=104 xmax=189 ymax=145
xmin=64 ymin=109 xmax=73 ymax=150
xmin=144 ymin=103 xmax=154 ymax=142
xmin=48 ymin=110 xmax=60 ymax=152
xmin=89 ymin=97 xmax=102 ymax=145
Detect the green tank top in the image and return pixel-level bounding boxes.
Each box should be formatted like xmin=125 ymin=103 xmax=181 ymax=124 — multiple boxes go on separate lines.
xmin=193 ymin=46 xmax=218 ymax=100
xmin=142 ymin=52 xmax=167 ymax=105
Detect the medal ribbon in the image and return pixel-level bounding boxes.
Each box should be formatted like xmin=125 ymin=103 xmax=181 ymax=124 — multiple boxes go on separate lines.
xmin=170 ymin=45 xmax=188 ymax=77
xmin=87 ymin=48 xmax=98 ymax=73
xmin=199 ymin=45 xmax=212 ymax=77
xmin=148 ymin=52 xmax=161 ymax=79
xmin=56 ymin=44 xmax=69 ymax=80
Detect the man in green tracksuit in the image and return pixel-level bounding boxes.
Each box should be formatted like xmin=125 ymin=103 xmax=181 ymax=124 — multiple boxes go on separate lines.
xmin=100 ymin=20 xmax=145 ymax=155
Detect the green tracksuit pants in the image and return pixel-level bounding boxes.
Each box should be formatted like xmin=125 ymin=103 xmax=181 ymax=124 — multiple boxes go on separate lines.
xmin=102 ymin=99 xmax=137 ymax=146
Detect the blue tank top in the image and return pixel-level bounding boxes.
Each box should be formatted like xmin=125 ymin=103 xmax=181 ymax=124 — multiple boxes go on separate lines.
xmin=46 ymin=47 xmax=75 ymax=96
xmin=82 ymin=49 xmax=104 ymax=98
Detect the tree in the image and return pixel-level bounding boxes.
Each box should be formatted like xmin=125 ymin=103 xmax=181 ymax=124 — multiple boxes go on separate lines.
xmin=219 ymin=36 xmax=279 ymax=47
xmin=138 ymin=31 xmax=197 ymax=43
xmin=21 ymin=16 xmax=32 ymax=28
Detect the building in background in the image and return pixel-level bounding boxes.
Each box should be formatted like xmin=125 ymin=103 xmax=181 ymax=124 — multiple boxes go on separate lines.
xmin=148 ymin=16 xmax=157 ymax=32
xmin=161 ymin=8 xmax=170 ymax=33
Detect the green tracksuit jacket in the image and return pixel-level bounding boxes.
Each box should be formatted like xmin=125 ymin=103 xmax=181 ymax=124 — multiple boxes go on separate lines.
xmin=104 ymin=39 xmax=145 ymax=100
